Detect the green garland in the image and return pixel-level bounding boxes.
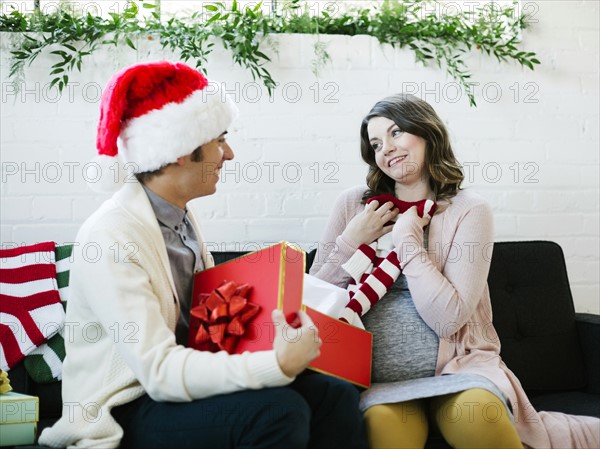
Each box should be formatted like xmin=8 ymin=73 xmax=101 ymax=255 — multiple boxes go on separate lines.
xmin=0 ymin=0 xmax=540 ymax=106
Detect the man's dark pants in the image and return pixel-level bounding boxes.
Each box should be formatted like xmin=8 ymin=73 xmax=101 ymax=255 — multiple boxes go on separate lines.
xmin=112 ymin=371 xmax=368 ymax=449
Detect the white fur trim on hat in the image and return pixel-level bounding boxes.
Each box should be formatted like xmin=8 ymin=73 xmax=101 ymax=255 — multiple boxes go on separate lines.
xmin=120 ymin=83 xmax=238 ymax=173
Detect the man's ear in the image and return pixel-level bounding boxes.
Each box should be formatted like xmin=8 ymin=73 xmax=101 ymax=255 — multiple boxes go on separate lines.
xmin=176 ymin=155 xmax=189 ymax=166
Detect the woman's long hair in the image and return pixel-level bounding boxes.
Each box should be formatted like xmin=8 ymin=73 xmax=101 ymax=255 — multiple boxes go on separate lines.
xmin=360 ymin=94 xmax=464 ymax=203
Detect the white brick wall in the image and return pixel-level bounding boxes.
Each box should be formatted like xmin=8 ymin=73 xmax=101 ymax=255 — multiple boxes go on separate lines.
xmin=1 ymin=1 xmax=598 ymax=313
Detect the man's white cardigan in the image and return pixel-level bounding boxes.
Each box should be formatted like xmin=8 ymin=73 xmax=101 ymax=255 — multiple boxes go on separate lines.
xmin=39 ymin=180 xmax=292 ymax=449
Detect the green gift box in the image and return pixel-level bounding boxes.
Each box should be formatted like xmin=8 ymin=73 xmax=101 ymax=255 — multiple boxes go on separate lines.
xmin=0 ymin=392 xmax=39 ymax=447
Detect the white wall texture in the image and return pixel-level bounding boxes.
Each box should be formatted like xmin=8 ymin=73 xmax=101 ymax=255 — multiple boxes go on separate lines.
xmin=1 ymin=1 xmax=598 ymax=313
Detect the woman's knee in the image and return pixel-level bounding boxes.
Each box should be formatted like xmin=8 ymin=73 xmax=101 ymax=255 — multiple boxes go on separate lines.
xmin=365 ymin=401 xmax=426 ymax=425
xmin=432 ymin=388 xmax=512 ymax=426
xmin=364 ymin=402 xmax=428 ymax=449
xmin=432 ymin=388 xmax=522 ymax=449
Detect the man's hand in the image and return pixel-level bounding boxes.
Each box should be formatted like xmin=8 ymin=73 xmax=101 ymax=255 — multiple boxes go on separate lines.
xmin=342 ymin=200 xmax=399 ymax=246
xmin=272 ymin=309 xmax=322 ymax=378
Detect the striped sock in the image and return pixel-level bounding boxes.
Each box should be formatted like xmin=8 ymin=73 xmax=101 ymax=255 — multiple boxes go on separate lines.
xmin=340 ymin=250 xmax=401 ymax=323
xmin=339 ymin=196 xmax=437 ymax=324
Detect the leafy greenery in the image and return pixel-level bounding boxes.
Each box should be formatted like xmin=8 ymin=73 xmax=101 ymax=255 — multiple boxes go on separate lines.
xmin=0 ymin=0 xmax=540 ymax=106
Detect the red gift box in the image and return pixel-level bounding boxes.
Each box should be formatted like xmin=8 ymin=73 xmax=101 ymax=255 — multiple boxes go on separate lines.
xmin=189 ymin=242 xmax=305 ymax=353
xmin=188 ymin=242 xmax=372 ymax=388
xmin=305 ymin=306 xmax=372 ymax=389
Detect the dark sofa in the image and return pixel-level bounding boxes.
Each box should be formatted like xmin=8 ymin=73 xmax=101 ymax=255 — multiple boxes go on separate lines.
xmin=7 ymin=240 xmax=600 ymax=448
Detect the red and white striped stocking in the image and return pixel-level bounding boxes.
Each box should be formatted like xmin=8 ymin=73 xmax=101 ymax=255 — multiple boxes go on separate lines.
xmin=339 ymin=195 xmax=436 ymax=324
xmin=1 ymin=242 xmax=64 ymax=370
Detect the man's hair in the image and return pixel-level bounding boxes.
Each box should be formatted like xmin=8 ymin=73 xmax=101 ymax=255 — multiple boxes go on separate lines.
xmin=135 ymin=145 xmax=204 ymax=184
xmin=359 ymin=93 xmax=464 ymax=203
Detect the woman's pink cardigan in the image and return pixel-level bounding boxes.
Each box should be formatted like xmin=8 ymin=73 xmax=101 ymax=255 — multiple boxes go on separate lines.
xmin=310 ymin=185 xmax=599 ymax=449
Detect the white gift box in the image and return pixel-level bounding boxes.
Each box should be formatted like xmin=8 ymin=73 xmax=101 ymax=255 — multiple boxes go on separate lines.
xmin=302 ymin=274 xmax=365 ymax=329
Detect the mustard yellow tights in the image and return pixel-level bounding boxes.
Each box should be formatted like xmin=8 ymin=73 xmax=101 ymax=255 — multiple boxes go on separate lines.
xmin=364 ymin=388 xmax=523 ymax=449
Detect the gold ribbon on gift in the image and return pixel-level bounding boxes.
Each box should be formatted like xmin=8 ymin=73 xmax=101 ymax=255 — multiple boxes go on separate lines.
xmin=190 ymin=280 xmax=261 ymax=354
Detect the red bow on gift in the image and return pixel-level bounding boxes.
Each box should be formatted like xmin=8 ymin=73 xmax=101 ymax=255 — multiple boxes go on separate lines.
xmin=190 ymin=281 xmax=261 ymax=354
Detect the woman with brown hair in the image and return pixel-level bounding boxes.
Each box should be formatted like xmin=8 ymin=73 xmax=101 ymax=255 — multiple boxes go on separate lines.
xmin=310 ymin=94 xmax=599 ymax=449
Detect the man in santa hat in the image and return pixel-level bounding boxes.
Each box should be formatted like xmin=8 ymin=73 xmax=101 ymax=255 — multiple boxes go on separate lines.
xmin=39 ymin=61 xmax=367 ymax=449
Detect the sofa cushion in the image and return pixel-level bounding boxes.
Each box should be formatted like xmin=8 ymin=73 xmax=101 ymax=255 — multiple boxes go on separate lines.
xmin=213 ymin=249 xmax=317 ymax=274
xmin=529 ymin=391 xmax=600 ymax=418
xmin=487 ymin=241 xmax=586 ymax=392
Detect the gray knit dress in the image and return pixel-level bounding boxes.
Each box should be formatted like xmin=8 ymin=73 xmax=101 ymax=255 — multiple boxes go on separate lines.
xmin=359 ymin=271 xmax=511 ymax=416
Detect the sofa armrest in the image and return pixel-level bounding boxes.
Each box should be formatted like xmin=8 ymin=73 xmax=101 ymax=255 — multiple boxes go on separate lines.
xmin=575 ymin=313 xmax=600 ymax=394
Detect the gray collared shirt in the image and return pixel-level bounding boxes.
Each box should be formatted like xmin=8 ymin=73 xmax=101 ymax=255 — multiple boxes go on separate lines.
xmin=143 ymin=185 xmax=204 ymax=345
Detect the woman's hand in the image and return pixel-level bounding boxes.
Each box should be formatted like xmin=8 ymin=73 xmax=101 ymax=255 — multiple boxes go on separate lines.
xmin=392 ymin=205 xmax=431 ymax=241
xmin=392 ymin=204 xmax=433 ymax=267
xmin=342 ymin=200 xmax=400 ymax=246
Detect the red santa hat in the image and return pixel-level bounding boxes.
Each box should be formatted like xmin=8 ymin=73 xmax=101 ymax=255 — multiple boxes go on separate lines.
xmin=92 ymin=60 xmax=238 ymax=191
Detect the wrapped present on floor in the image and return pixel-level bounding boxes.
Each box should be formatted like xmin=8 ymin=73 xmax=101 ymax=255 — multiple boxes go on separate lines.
xmin=189 ymin=242 xmax=372 ymax=388
xmin=0 ymin=391 xmax=39 ymax=447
